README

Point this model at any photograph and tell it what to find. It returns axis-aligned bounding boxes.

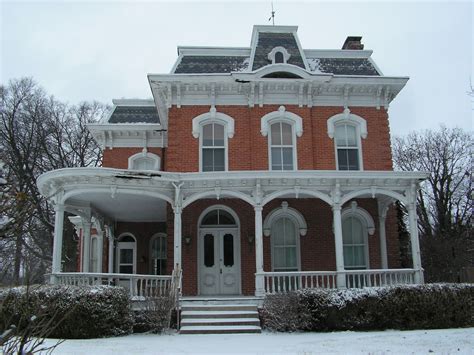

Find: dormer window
[268,46,291,65]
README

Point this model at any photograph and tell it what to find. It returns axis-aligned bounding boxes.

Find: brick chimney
[342,36,364,50]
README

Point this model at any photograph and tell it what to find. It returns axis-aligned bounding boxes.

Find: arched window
[128,151,161,171]
[342,215,369,269]
[261,106,303,171]
[327,109,367,171]
[150,233,167,275]
[202,123,225,172]
[192,108,235,172]
[274,51,284,64]
[271,217,299,271]
[267,46,291,65]
[335,124,360,170]
[200,208,237,226]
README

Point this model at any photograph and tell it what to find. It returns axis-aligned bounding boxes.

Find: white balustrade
[258,269,417,294]
[49,272,173,298]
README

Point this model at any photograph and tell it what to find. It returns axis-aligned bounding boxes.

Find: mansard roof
[107,100,160,124]
[172,25,381,76]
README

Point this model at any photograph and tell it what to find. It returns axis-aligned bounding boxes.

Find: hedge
[260,283,474,332]
[0,285,133,339]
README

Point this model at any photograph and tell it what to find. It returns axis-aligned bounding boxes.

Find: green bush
[0,285,133,339]
[261,284,474,332]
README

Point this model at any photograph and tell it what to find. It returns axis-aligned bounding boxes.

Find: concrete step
[181,317,261,327]
[181,310,259,319]
[181,304,257,312]
[180,325,261,334]
[180,296,264,306]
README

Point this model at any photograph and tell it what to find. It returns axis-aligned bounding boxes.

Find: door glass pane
[120,249,133,264]
[204,234,214,267]
[203,124,213,146]
[281,123,292,145]
[271,123,281,145]
[223,234,234,267]
[119,265,133,274]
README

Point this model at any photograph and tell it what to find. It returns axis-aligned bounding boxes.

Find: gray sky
[1,0,472,136]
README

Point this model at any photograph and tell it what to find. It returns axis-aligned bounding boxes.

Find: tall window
[90,236,99,273]
[342,215,368,269]
[272,217,298,271]
[150,233,167,275]
[335,124,360,170]
[202,123,225,172]
[270,122,295,170]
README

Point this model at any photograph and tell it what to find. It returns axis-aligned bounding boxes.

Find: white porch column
[378,204,389,269]
[82,220,91,273]
[254,205,264,296]
[173,207,182,271]
[52,204,65,277]
[332,204,346,288]
[407,202,423,283]
[106,226,114,273]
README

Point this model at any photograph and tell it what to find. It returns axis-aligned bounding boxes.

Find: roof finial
[268,2,275,26]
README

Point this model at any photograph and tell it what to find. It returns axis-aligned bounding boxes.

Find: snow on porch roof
[106,99,160,124]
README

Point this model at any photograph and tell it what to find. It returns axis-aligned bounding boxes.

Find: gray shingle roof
[252,32,305,70]
[307,58,379,76]
[174,56,249,74]
[108,106,160,124]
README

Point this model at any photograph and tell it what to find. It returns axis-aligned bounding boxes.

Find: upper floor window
[192,107,235,172]
[327,109,367,171]
[261,106,303,171]
[128,151,161,171]
[335,124,359,170]
[268,46,291,65]
[202,123,225,172]
[270,122,294,170]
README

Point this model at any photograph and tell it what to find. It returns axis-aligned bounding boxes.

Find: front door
[199,229,240,295]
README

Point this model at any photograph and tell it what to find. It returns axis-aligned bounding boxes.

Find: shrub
[0,285,133,339]
[261,283,474,332]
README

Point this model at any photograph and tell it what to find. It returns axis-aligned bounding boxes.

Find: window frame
[270,215,301,272]
[341,214,370,270]
[268,121,297,171]
[116,233,137,274]
[267,46,291,65]
[334,123,363,171]
[149,232,167,276]
[199,122,228,172]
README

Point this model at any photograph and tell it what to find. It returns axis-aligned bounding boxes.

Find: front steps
[179,301,262,334]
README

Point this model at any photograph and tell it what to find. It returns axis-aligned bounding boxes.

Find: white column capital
[254,205,263,212]
[332,203,341,212]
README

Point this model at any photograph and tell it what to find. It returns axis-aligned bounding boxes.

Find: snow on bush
[0,285,133,339]
[261,283,474,332]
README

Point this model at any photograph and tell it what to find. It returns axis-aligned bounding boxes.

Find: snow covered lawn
[42,327,474,354]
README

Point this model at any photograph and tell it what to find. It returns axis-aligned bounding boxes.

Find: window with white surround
[271,217,299,271]
[192,108,235,172]
[116,234,136,274]
[202,123,225,172]
[261,106,303,171]
[128,151,161,171]
[267,46,291,65]
[327,109,367,171]
[335,124,360,170]
[150,233,167,275]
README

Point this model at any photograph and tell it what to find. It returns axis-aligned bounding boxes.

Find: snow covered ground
[41,327,474,354]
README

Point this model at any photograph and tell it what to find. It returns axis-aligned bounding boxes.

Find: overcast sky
[1,0,472,136]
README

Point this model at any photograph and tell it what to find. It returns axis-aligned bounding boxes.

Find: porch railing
[48,272,173,299]
[259,269,417,294]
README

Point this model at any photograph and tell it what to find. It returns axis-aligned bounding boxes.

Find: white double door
[199,229,241,295]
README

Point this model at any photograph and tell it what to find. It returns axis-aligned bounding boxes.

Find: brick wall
[102,147,163,169]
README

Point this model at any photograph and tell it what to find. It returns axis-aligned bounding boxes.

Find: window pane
[342,218,352,243]
[204,234,214,267]
[271,147,282,170]
[273,219,285,245]
[347,150,359,170]
[120,235,135,243]
[286,247,297,268]
[203,124,213,146]
[218,210,236,225]
[273,248,286,268]
[281,123,292,145]
[213,148,225,171]
[120,249,133,264]
[283,218,296,245]
[271,123,282,145]
[346,125,357,147]
[202,149,214,171]
[343,246,353,267]
[201,210,218,225]
[213,124,224,146]
[223,234,234,267]
[335,125,347,146]
[354,246,366,266]
[351,218,364,243]
[275,51,284,63]
[282,148,293,170]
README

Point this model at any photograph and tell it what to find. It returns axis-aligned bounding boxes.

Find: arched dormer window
[192,107,235,172]
[327,109,367,171]
[261,106,303,171]
[268,46,291,65]
[128,151,161,171]
[341,202,375,270]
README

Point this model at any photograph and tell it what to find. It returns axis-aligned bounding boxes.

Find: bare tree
[392,126,473,282]
[0,78,106,285]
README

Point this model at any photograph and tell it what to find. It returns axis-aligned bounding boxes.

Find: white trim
[268,46,291,64]
[111,99,155,106]
[304,49,373,59]
[128,151,161,171]
[192,108,235,139]
[327,108,368,139]
[263,201,307,237]
[269,210,302,272]
[341,201,375,235]
[170,53,183,74]
[177,46,250,56]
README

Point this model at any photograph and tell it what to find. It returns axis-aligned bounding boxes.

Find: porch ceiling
[67,192,167,222]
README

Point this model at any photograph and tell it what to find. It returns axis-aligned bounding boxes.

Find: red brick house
[39,25,426,300]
